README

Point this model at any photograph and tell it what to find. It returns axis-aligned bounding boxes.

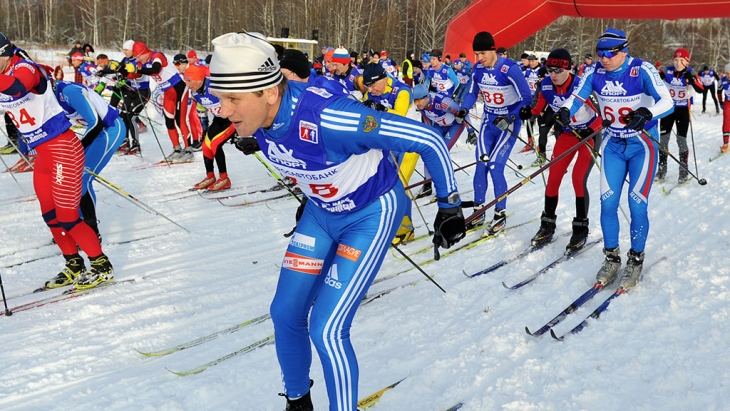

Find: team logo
[257,57,277,72]
[290,233,316,251]
[299,120,318,144]
[480,73,499,85]
[266,141,308,169]
[500,65,508,73]
[336,244,362,262]
[551,95,567,109]
[362,115,378,133]
[282,251,324,275]
[200,97,213,105]
[670,76,684,86]
[630,67,639,77]
[600,81,627,96]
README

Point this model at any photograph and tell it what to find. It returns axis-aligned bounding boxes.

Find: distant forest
[2,0,728,69]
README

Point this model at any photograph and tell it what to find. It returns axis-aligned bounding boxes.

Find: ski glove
[555,107,571,127]
[518,105,533,121]
[623,107,653,131]
[492,114,515,131]
[362,100,387,112]
[432,206,466,252]
[233,137,260,155]
[683,71,695,84]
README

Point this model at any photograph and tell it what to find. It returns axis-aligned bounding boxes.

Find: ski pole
[0,270,12,316]
[252,152,302,204]
[464,123,607,226]
[404,161,477,191]
[390,244,446,293]
[389,152,433,235]
[638,128,707,185]
[0,128,32,168]
[688,104,700,178]
[85,168,191,232]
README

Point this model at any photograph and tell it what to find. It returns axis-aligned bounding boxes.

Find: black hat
[585,53,592,59]
[279,49,310,80]
[472,32,495,51]
[350,51,358,59]
[546,48,571,69]
[173,54,188,64]
[362,63,386,86]
[273,44,285,60]
[703,65,709,71]
[496,47,507,55]
[205,54,212,65]
[430,49,442,59]
[520,53,529,59]
[0,32,13,57]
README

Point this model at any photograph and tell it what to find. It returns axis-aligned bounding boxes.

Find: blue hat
[0,32,13,57]
[362,63,386,86]
[596,27,628,52]
[412,84,429,100]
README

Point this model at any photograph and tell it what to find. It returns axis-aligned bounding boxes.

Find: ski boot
[194,173,216,190]
[0,142,17,154]
[279,380,314,411]
[414,182,432,199]
[174,146,195,163]
[73,254,114,291]
[519,136,535,153]
[530,153,547,167]
[482,209,507,238]
[595,247,621,285]
[565,217,589,255]
[618,249,645,289]
[190,139,203,151]
[722,143,729,153]
[165,146,183,162]
[392,216,415,245]
[530,212,556,248]
[45,254,86,289]
[209,173,231,191]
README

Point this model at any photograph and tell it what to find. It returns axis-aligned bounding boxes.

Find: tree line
[2,0,728,70]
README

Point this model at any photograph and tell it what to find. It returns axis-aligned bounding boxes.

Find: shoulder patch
[362,115,378,133]
[299,120,319,144]
[501,65,508,73]
[306,86,333,98]
[630,67,639,77]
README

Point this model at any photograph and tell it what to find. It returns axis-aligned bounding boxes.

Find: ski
[525,283,607,337]
[709,151,727,162]
[443,403,464,411]
[199,182,288,201]
[165,334,275,376]
[217,192,293,207]
[0,278,137,317]
[501,238,601,289]
[357,377,407,409]
[661,179,691,195]
[550,256,667,340]
[134,313,272,357]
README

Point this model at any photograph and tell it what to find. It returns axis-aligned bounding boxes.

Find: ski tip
[33,286,47,293]
[524,326,535,336]
[549,329,564,341]
[501,281,511,289]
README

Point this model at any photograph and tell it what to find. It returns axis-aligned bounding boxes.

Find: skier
[208,31,465,411]
[330,47,363,98]
[127,41,192,162]
[412,83,466,199]
[558,27,673,289]
[0,32,114,290]
[699,65,720,114]
[577,53,595,77]
[53,80,127,243]
[425,49,459,98]
[520,54,541,152]
[184,64,235,191]
[113,40,150,155]
[719,63,730,153]
[656,48,704,183]
[458,31,533,236]
[528,48,602,253]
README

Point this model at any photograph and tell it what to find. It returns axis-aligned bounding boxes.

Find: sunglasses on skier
[595,46,625,59]
[545,67,565,74]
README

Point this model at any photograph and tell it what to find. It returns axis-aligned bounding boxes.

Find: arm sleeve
[508,64,533,110]
[460,71,478,111]
[640,63,674,120]
[323,98,459,204]
[387,88,412,117]
[563,69,595,116]
[63,86,104,146]
[137,61,162,76]
[0,64,41,96]
[446,68,459,89]
[531,90,548,115]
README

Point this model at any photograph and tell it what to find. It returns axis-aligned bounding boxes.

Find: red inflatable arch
[444,0,730,57]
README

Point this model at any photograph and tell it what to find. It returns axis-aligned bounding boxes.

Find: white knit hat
[209,32,283,93]
[725,63,730,73]
[122,40,134,51]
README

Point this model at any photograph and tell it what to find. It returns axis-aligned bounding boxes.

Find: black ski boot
[45,254,86,289]
[415,182,432,199]
[280,380,314,411]
[619,249,645,289]
[530,212,556,248]
[566,217,589,254]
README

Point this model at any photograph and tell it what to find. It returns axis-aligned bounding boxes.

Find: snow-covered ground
[1,65,729,410]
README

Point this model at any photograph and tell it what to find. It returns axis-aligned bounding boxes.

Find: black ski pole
[390,244,446,293]
[0,271,12,316]
[639,128,707,185]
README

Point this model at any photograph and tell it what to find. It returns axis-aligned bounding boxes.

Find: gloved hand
[623,107,653,131]
[362,99,387,112]
[455,108,468,119]
[124,63,137,74]
[492,114,514,131]
[683,71,695,84]
[466,130,477,145]
[519,105,532,121]
[432,206,466,250]
[428,84,438,93]
[114,79,127,89]
[93,83,105,95]
[233,137,260,155]
[555,107,571,127]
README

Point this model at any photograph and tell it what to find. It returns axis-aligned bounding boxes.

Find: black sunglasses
[546,67,565,74]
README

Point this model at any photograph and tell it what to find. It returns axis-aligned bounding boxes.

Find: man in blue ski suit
[558,27,673,289]
[208,32,466,411]
[458,31,532,237]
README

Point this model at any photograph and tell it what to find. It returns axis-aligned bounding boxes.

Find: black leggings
[702,83,719,112]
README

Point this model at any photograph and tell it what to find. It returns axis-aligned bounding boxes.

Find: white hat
[725,63,730,73]
[209,32,282,93]
[122,40,134,51]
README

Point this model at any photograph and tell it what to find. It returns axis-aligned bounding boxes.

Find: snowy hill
[1,92,729,410]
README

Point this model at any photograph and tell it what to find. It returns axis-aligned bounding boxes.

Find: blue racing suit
[563,56,673,252]
[461,56,533,209]
[258,81,458,411]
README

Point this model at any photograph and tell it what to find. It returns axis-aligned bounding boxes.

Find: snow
[1,65,730,410]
